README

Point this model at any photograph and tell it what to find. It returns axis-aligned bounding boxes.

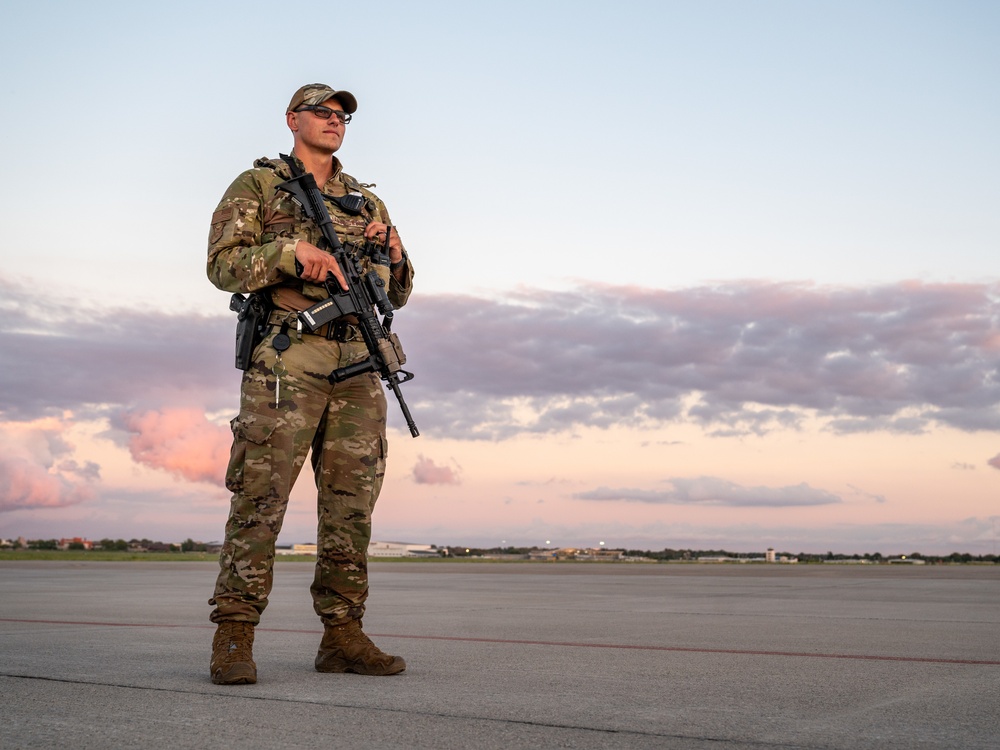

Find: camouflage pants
[209,326,388,627]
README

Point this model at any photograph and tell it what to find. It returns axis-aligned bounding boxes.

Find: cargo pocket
[224,413,277,498]
[370,434,388,509]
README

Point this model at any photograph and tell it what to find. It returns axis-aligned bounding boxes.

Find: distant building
[57,537,94,550]
[696,550,798,564]
[275,541,437,557]
[273,543,317,555]
[368,541,437,558]
[574,547,626,561]
[762,548,798,563]
[528,548,559,561]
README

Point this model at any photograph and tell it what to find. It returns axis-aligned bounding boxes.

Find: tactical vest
[253,155,392,307]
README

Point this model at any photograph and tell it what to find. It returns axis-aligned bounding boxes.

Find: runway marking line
[2,617,997,666]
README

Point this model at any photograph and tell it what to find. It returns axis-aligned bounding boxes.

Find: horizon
[4,534,996,560]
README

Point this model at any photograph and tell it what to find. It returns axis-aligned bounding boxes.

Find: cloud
[0,417,98,512]
[574,476,842,507]
[400,280,1000,438]
[57,459,102,481]
[411,454,461,485]
[0,276,238,422]
[3,275,999,441]
[116,408,232,483]
[989,454,1000,471]
[846,483,887,503]
[515,477,575,487]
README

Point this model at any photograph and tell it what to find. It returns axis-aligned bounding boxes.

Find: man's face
[287,97,348,153]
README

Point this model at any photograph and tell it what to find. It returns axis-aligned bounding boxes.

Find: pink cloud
[412,455,461,485]
[0,457,96,512]
[119,408,231,483]
[0,418,97,512]
[988,454,1000,471]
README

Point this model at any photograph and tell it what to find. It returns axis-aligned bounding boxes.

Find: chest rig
[279,155,391,284]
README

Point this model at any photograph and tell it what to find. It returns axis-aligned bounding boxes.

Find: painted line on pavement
[2,617,997,666]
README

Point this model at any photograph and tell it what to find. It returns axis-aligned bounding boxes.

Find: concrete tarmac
[1,560,998,749]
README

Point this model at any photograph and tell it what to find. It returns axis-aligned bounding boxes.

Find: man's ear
[286,111,298,132]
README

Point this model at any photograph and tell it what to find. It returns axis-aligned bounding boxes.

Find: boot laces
[220,623,253,662]
[336,621,383,654]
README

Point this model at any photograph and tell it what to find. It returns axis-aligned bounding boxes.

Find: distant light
[599,541,605,546]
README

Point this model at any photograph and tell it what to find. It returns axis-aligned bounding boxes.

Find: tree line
[5,540,998,563]
[10,538,212,553]
[443,546,999,564]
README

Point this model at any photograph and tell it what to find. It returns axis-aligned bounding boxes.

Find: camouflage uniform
[207,153,413,629]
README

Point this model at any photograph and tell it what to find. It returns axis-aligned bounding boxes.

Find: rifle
[274,156,419,438]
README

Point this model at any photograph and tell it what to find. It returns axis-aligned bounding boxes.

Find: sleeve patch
[212,206,235,224]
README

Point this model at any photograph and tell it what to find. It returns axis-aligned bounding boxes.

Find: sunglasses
[294,105,352,124]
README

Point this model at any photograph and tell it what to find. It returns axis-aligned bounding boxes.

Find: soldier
[206,83,414,684]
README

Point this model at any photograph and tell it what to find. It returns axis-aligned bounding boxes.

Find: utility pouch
[385,331,407,368]
[230,292,272,370]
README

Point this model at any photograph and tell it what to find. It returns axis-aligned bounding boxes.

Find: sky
[1,0,998,555]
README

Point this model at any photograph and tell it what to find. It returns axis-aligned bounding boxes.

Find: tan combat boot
[315,619,406,676]
[210,621,257,685]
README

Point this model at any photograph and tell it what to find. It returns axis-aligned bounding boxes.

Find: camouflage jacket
[207,154,413,309]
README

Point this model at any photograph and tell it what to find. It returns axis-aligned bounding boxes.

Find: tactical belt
[267,310,363,342]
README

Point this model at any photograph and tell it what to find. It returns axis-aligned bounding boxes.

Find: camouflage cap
[287,84,358,115]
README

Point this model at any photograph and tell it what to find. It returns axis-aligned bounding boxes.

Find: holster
[230,292,272,370]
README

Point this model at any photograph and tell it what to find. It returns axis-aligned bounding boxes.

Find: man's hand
[364,223,405,265]
[295,241,347,289]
